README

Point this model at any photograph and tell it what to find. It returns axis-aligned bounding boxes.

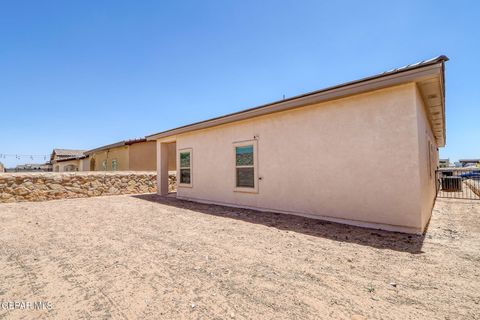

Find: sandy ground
[0,195,479,320]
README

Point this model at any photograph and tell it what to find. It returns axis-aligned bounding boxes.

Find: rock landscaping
[0,172,157,203]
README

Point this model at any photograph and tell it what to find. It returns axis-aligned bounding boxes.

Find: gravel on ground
[0,195,479,319]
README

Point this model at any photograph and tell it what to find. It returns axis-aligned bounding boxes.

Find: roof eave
[85,141,126,155]
[85,138,148,155]
[147,58,447,142]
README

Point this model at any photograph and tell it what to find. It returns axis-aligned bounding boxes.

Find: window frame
[233,139,258,193]
[111,159,118,171]
[430,141,436,178]
[102,160,107,171]
[178,148,193,188]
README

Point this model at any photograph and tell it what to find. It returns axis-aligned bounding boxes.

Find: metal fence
[436,168,480,200]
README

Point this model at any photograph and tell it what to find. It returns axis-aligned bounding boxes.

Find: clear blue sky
[1,1,479,168]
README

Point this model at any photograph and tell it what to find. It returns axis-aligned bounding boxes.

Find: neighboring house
[458,159,480,168]
[85,138,158,171]
[147,56,448,234]
[0,162,5,172]
[13,163,52,172]
[51,149,86,162]
[439,159,450,168]
[50,149,86,172]
[54,155,89,172]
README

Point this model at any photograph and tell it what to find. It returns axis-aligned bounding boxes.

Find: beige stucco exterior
[156,83,440,233]
[54,158,81,172]
[79,157,90,171]
[415,86,439,229]
[88,141,156,171]
[90,146,130,171]
[129,141,162,171]
[151,57,448,234]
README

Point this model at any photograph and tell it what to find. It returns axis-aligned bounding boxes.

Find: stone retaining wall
[0,172,158,203]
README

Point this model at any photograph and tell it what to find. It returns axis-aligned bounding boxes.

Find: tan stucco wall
[415,86,439,230]
[56,159,81,172]
[168,83,428,233]
[89,146,130,171]
[128,141,157,171]
[79,157,90,171]
[167,143,176,171]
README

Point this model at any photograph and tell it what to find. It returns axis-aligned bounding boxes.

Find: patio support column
[157,141,169,196]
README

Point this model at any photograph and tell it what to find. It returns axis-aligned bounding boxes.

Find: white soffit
[417,74,446,147]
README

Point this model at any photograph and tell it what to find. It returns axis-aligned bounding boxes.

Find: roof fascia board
[55,157,83,163]
[85,142,126,155]
[441,62,447,146]
[147,63,443,141]
[85,139,148,155]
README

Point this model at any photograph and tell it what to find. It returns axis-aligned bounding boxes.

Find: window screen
[235,145,254,188]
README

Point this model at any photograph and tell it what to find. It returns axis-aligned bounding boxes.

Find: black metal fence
[436,168,480,200]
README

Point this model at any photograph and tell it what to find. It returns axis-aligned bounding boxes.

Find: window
[102,160,107,171]
[430,142,436,178]
[234,140,258,193]
[111,159,118,171]
[427,138,437,179]
[178,148,192,187]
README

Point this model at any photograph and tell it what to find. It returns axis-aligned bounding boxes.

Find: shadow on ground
[133,194,425,254]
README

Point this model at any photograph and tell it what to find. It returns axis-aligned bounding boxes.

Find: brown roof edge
[85,138,147,155]
[55,155,88,162]
[125,138,147,145]
[50,148,86,161]
[146,55,448,141]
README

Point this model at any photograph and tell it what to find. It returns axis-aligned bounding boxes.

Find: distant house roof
[55,155,88,162]
[15,163,49,169]
[51,149,86,161]
[146,55,448,147]
[459,159,480,163]
[85,138,148,155]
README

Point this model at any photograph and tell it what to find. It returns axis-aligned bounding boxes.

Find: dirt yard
[0,195,479,319]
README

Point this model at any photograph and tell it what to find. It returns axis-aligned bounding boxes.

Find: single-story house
[458,159,480,167]
[54,155,89,172]
[85,138,159,171]
[147,56,448,234]
[439,159,450,168]
[13,163,53,172]
[50,149,87,172]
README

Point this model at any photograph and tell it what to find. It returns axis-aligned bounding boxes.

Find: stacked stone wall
[0,172,157,203]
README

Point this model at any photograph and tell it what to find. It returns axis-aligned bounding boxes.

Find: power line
[0,154,49,160]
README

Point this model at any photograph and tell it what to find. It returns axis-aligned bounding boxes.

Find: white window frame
[178,148,193,188]
[111,159,118,171]
[430,142,436,178]
[427,140,431,178]
[233,139,258,193]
